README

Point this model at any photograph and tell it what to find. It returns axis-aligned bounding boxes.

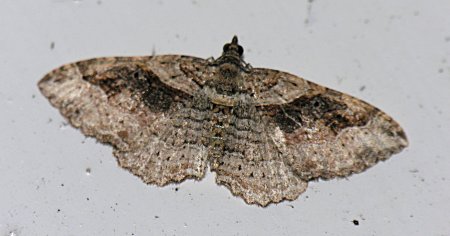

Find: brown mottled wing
[209,102,307,206]
[254,68,408,181]
[38,56,210,185]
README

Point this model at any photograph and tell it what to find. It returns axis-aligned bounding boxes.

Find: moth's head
[222,36,244,58]
[214,36,246,67]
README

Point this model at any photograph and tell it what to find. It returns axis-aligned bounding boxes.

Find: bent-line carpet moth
[39,36,408,206]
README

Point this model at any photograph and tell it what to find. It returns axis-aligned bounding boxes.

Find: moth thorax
[210,63,244,95]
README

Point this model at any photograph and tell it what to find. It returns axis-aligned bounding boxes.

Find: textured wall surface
[0,1,449,235]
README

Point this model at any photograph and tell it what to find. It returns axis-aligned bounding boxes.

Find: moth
[39,36,408,206]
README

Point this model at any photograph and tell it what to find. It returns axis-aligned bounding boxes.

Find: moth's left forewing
[38,56,210,186]
[145,55,217,95]
[38,58,155,151]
